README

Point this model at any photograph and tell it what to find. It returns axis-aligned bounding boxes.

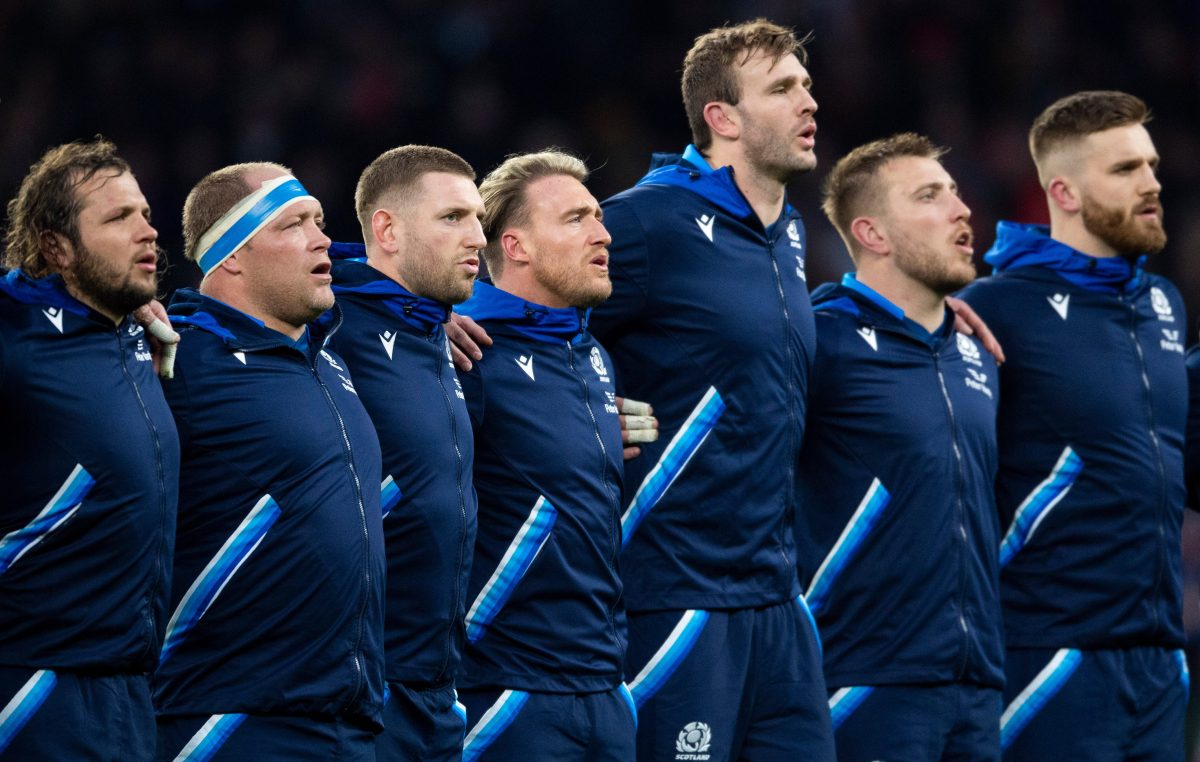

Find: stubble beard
[533,257,612,309]
[741,119,816,185]
[402,233,476,306]
[892,232,977,297]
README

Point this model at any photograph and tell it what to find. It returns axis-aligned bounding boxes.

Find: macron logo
[695,214,715,242]
[857,326,878,351]
[1048,293,1070,320]
[42,307,64,333]
[516,354,535,380]
[379,331,396,360]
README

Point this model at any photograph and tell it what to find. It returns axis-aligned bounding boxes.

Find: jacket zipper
[567,340,624,651]
[431,331,469,682]
[312,355,371,706]
[766,232,797,569]
[1122,294,1168,636]
[933,351,971,680]
[117,325,169,661]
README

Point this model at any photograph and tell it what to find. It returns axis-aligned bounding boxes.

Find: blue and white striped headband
[195,175,317,277]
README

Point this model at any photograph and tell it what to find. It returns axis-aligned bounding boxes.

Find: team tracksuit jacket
[590,144,815,611]
[153,290,386,728]
[796,275,1004,690]
[455,282,627,693]
[327,243,477,689]
[0,269,179,673]
[1186,346,1200,510]
[959,222,1188,650]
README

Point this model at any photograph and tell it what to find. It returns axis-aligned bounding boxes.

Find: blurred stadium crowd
[2,0,1200,754]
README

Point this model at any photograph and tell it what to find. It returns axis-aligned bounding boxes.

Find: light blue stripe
[463,690,529,762]
[175,714,247,762]
[828,686,873,730]
[1000,649,1083,750]
[806,479,891,616]
[197,179,312,275]
[795,594,823,659]
[465,497,557,643]
[618,684,638,730]
[453,700,467,726]
[999,447,1082,567]
[382,683,392,706]
[160,495,282,665]
[0,670,57,753]
[380,476,402,519]
[0,465,95,575]
[628,610,710,709]
[1178,649,1190,694]
[621,387,725,548]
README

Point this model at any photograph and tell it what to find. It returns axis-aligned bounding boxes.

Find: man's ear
[703,101,741,142]
[39,231,73,271]
[1047,176,1082,214]
[849,216,890,257]
[370,208,401,253]
[500,229,530,266]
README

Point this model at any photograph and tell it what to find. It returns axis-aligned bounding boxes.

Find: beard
[400,231,476,305]
[892,232,977,297]
[739,114,816,184]
[1081,193,1167,256]
[67,240,160,317]
[532,255,612,309]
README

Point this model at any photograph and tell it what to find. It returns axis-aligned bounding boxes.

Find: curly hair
[4,137,130,277]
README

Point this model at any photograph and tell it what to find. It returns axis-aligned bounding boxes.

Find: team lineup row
[0,17,1193,762]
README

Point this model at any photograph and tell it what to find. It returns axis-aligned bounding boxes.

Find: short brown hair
[3,137,131,277]
[478,149,589,277]
[682,19,810,150]
[1029,91,1150,168]
[355,145,475,242]
[821,133,946,246]
[181,162,292,262]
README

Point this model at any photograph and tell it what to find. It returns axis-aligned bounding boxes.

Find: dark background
[3,0,1198,316]
[3,0,1200,751]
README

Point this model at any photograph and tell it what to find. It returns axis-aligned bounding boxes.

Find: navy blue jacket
[796,276,1003,690]
[591,145,814,611]
[455,282,626,693]
[153,289,386,727]
[1187,346,1200,510]
[959,222,1187,649]
[0,270,179,673]
[327,244,477,688]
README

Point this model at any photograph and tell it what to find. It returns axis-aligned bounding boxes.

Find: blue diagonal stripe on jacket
[999,447,1083,567]
[621,387,724,547]
[465,496,556,643]
[160,495,282,664]
[0,465,94,575]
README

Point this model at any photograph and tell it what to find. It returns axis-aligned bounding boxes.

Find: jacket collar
[813,273,953,347]
[329,244,451,333]
[167,288,336,357]
[455,281,588,345]
[637,144,800,226]
[984,221,1145,295]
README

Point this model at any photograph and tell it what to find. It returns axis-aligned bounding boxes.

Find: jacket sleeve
[590,196,650,343]
[1187,346,1200,511]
